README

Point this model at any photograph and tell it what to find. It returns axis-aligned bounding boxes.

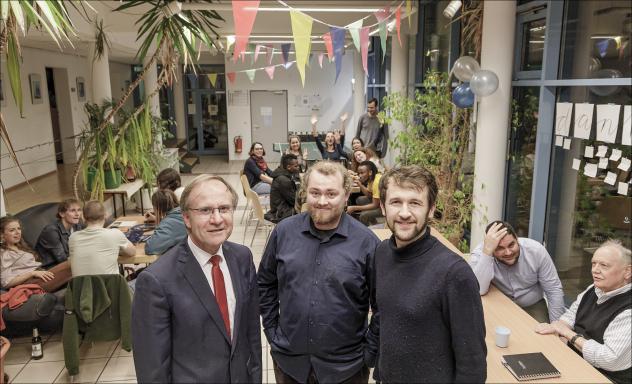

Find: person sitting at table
[350,147,384,173]
[535,240,631,384]
[68,201,136,276]
[346,161,384,226]
[265,154,300,223]
[311,116,347,162]
[145,189,187,255]
[35,199,84,269]
[244,142,273,195]
[285,135,308,172]
[157,168,184,201]
[469,221,565,323]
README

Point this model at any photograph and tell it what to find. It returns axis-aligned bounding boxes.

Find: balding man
[535,240,631,384]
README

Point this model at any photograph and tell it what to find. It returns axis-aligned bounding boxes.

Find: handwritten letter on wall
[555,103,573,136]
[596,104,621,144]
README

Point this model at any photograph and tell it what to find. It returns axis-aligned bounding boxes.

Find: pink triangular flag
[360,27,370,75]
[267,46,275,65]
[322,33,333,60]
[226,72,236,85]
[318,53,324,68]
[396,5,402,47]
[265,65,275,79]
[254,44,263,62]
[232,1,260,61]
[241,51,246,63]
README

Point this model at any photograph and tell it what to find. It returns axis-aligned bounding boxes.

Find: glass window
[559,0,632,79]
[505,87,540,237]
[421,0,454,74]
[519,18,546,71]
[545,86,631,299]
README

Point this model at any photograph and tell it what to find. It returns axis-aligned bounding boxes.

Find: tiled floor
[3,156,282,383]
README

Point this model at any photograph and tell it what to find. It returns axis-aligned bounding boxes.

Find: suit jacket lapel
[223,242,242,355]
[177,244,231,345]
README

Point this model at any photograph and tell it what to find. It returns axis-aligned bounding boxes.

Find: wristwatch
[570,333,583,345]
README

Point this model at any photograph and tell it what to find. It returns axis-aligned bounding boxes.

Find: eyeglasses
[187,206,233,216]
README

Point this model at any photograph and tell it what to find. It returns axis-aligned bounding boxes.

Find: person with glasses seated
[244,142,273,195]
[145,190,187,255]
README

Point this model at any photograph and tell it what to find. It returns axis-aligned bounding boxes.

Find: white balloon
[453,56,480,82]
[470,70,499,97]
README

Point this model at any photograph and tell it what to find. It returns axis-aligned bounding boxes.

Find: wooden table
[113,215,159,267]
[371,227,609,383]
[103,179,146,217]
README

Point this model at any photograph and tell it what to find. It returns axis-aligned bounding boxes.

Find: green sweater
[62,275,132,375]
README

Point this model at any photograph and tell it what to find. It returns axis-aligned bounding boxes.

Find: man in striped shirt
[535,240,631,384]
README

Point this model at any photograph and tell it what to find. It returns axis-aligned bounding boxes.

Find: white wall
[109,61,134,111]
[224,51,358,161]
[1,47,91,188]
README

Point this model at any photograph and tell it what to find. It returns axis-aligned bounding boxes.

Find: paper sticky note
[573,103,594,140]
[572,158,581,170]
[563,138,571,150]
[617,182,629,196]
[555,135,564,147]
[610,149,622,161]
[584,146,594,158]
[622,105,631,146]
[604,172,617,185]
[618,157,631,171]
[584,163,598,177]
[555,103,573,136]
[598,157,609,169]
[596,145,608,157]
[596,104,621,144]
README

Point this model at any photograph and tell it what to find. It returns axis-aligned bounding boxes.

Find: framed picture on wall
[29,74,43,104]
[76,77,86,101]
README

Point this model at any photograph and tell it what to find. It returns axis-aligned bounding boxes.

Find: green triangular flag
[245,69,256,83]
[378,21,387,62]
[348,20,363,52]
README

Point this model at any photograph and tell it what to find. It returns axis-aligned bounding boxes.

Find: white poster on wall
[573,103,594,140]
[555,103,573,136]
[596,104,621,143]
[623,105,631,146]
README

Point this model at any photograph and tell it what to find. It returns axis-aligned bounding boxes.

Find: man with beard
[375,165,486,383]
[469,220,565,323]
[258,161,380,383]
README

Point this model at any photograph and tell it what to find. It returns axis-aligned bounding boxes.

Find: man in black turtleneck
[375,165,487,383]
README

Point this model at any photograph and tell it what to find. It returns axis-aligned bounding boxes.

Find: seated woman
[350,147,384,173]
[346,161,384,226]
[34,199,83,268]
[157,168,184,201]
[286,135,308,172]
[311,116,346,162]
[145,190,187,255]
[244,142,273,195]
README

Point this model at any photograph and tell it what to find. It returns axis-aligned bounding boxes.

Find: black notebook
[501,352,561,381]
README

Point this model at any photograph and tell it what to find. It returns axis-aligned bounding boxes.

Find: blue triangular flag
[331,27,346,83]
[281,43,291,64]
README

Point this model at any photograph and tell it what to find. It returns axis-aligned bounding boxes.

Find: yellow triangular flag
[290,10,313,87]
[407,0,412,27]
[207,73,218,87]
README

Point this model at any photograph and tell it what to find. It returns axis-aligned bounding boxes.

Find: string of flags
[225,0,412,86]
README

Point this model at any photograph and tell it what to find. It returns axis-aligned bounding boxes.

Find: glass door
[186,90,228,155]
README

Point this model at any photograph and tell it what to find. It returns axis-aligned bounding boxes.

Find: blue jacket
[145,207,187,255]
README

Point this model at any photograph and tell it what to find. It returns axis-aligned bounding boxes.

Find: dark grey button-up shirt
[258,212,380,383]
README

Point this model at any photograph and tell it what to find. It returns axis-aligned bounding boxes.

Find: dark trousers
[273,360,370,384]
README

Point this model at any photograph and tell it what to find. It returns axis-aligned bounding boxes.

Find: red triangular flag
[226,72,236,84]
[232,1,260,61]
[396,6,402,47]
[254,44,263,62]
[322,33,333,60]
[265,65,276,79]
[360,27,370,75]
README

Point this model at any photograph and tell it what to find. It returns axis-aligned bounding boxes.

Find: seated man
[265,153,300,223]
[68,201,136,276]
[346,161,383,226]
[535,240,631,384]
[469,221,565,322]
[35,199,83,268]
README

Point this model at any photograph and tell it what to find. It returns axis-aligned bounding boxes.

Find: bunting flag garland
[284,61,294,69]
[226,36,235,52]
[396,6,402,47]
[322,32,333,60]
[265,65,276,79]
[331,27,346,83]
[360,27,370,75]
[254,44,263,62]
[406,0,412,27]
[348,20,363,52]
[226,72,236,85]
[281,43,291,64]
[232,0,260,61]
[318,53,324,68]
[245,69,256,83]
[207,73,218,87]
[290,10,313,86]
[375,6,390,61]
[267,46,275,65]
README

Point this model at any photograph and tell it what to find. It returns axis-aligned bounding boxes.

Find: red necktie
[210,255,231,339]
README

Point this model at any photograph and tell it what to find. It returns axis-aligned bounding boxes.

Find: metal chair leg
[250,220,260,247]
[240,199,250,224]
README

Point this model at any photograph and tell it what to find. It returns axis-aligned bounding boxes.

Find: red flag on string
[232,0,260,61]
[265,65,276,80]
[396,5,402,47]
[322,32,333,60]
[226,72,236,84]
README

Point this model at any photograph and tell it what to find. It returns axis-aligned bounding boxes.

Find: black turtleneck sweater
[375,229,487,383]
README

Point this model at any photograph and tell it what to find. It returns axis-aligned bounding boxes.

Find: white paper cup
[495,326,511,348]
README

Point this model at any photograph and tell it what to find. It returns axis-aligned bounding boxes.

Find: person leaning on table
[535,240,631,384]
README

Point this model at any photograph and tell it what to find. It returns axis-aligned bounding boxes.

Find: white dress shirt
[188,237,236,337]
[560,283,631,372]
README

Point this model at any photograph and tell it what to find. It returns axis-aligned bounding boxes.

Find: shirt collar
[299,211,349,239]
[594,283,631,303]
[187,236,225,267]
[56,219,72,236]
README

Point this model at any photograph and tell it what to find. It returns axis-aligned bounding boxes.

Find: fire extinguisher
[233,136,243,153]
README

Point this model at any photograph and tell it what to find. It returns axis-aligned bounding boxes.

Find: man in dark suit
[132,175,262,383]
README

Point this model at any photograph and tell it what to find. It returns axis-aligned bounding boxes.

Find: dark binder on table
[501,352,561,381]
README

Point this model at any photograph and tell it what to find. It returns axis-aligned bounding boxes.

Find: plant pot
[86,168,97,192]
[104,169,122,189]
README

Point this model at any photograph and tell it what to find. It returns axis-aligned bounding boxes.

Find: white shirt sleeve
[468,243,495,295]
[582,309,632,371]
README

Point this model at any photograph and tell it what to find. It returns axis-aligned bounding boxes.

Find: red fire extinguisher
[234,136,243,153]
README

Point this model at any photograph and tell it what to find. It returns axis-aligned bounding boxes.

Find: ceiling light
[443,0,462,19]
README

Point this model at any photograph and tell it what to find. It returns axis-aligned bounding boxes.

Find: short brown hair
[83,200,105,223]
[57,198,81,219]
[379,165,438,208]
[485,220,518,240]
[299,161,352,198]
[180,174,238,211]
[156,168,181,192]
[151,189,179,220]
